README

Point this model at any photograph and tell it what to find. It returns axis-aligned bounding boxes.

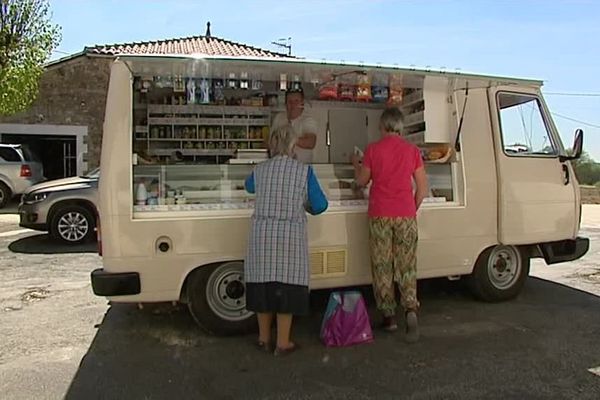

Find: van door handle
[562,164,570,185]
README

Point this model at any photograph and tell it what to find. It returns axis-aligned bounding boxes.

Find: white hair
[379,107,405,135]
[269,124,297,157]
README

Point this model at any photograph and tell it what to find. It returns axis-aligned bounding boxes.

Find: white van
[92,55,588,335]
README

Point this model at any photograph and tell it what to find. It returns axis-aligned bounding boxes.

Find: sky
[48,0,600,159]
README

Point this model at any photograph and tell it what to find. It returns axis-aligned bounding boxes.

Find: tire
[467,245,530,302]
[0,182,11,209]
[187,261,256,336]
[50,204,96,245]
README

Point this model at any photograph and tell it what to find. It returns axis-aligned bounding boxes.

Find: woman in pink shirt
[352,107,428,342]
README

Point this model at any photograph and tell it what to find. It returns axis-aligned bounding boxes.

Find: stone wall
[0,55,113,169]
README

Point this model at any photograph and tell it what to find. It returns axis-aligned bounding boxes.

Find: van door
[488,87,579,245]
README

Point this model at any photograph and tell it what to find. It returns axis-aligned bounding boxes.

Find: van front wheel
[187,261,256,335]
[468,245,529,302]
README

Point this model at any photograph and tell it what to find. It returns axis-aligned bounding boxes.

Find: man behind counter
[270,88,317,164]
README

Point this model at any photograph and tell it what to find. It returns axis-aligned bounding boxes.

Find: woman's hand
[350,153,362,167]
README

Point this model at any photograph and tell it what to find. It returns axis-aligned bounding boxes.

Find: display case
[131,163,367,218]
[132,162,458,219]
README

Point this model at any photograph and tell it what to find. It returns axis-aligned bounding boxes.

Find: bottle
[227,73,237,89]
[136,182,148,205]
[199,79,210,104]
[186,78,196,104]
[240,72,249,90]
[279,73,287,91]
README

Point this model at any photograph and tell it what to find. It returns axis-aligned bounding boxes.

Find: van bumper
[91,269,140,296]
[539,237,589,265]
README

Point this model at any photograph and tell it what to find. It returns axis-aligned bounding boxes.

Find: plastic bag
[320,291,374,347]
[356,74,372,102]
[387,74,403,105]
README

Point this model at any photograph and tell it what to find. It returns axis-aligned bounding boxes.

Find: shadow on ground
[9,233,96,254]
[64,278,600,400]
[0,199,19,214]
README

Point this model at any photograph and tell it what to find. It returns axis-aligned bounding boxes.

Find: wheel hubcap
[206,262,251,321]
[57,212,89,242]
[487,246,521,290]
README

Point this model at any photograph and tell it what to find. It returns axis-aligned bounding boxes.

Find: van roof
[118,53,544,87]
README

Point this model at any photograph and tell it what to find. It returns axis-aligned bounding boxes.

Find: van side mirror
[559,129,584,162]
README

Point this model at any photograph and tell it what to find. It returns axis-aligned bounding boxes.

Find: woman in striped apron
[244,124,328,356]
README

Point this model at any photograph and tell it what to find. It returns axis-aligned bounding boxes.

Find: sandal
[274,342,299,356]
[256,340,273,353]
[381,316,398,332]
[405,311,419,343]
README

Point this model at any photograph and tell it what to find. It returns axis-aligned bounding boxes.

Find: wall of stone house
[0,55,113,169]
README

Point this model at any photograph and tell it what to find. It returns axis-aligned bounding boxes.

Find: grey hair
[379,107,405,135]
[269,124,297,157]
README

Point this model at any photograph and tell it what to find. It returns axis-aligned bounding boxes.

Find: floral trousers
[369,217,419,316]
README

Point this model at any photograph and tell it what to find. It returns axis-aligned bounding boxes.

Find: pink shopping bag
[320,291,374,347]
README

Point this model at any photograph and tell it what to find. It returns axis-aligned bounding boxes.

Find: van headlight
[24,192,49,204]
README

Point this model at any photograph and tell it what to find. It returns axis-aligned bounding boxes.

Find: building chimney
[205,21,211,38]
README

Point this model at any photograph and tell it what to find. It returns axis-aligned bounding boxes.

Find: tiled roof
[85,34,291,58]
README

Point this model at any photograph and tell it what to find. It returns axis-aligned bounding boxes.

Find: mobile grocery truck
[91,55,588,335]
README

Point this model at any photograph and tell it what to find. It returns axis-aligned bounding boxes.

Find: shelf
[139,138,182,141]
[404,110,424,127]
[308,100,385,110]
[148,117,219,126]
[149,149,236,157]
[137,137,263,142]
[148,104,271,116]
[400,91,424,108]
[403,131,425,145]
[147,117,269,127]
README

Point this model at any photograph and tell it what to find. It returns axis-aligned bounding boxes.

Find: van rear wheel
[468,245,529,302]
[187,261,256,335]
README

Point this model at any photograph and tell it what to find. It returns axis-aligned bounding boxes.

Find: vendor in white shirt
[270,89,317,163]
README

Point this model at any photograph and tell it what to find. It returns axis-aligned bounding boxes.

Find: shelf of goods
[400,88,450,146]
[136,104,270,156]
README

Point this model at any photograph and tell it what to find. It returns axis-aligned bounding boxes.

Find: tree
[0,0,60,116]
[571,150,600,186]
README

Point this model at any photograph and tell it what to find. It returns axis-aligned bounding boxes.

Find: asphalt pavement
[0,204,599,400]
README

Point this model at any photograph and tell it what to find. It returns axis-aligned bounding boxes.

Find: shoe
[274,342,299,356]
[256,340,273,353]
[405,311,419,343]
[381,316,398,332]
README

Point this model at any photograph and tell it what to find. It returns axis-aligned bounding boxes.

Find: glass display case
[132,161,457,218]
[132,163,368,217]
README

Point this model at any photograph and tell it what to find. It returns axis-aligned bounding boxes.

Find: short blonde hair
[379,107,405,135]
[269,124,297,157]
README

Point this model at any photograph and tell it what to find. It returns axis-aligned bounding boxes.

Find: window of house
[497,93,557,156]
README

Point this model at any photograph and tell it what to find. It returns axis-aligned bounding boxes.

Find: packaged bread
[356,74,372,102]
[387,74,403,105]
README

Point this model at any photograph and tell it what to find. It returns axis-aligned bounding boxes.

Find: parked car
[0,144,45,208]
[19,168,99,244]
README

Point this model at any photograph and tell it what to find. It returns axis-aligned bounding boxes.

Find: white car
[0,144,45,208]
